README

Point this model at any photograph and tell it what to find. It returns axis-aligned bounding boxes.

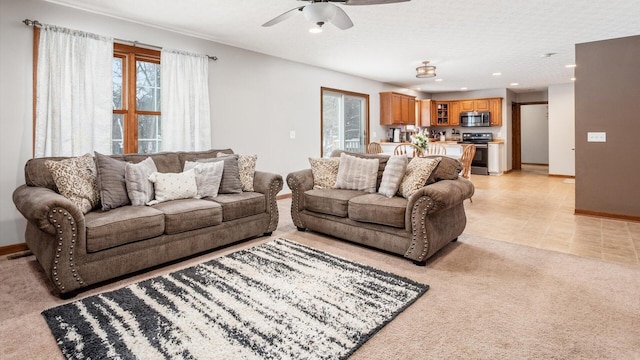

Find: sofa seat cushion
[304,189,367,218]
[152,199,222,235]
[85,206,165,253]
[348,193,407,228]
[209,192,265,221]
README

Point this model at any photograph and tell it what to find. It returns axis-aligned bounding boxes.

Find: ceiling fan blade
[330,6,354,29]
[340,0,410,5]
[262,6,305,27]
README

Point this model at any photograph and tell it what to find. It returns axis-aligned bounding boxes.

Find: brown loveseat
[287,150,474,265]
[12,149,282,297]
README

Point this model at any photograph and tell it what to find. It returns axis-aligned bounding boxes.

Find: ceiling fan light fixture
[303,2,337,24]
[416,61,436,78]
[309,24,323,33]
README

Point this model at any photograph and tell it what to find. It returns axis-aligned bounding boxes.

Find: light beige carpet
[1,230,639,359]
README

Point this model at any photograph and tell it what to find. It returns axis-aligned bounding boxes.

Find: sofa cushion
[94,152,130,211]
[85,206,165,253]
[209,192,266,221]
[334,153,379,193]
[125,157,157,206]
[177,148,233,165]
[425,155,463,184]
[123,152,182,173]
[304,189,367,218]
[45,154,100,214]
[378,155,408,198]
[151,199,222,235]
[309,157,340,189]
[348,194,407,228]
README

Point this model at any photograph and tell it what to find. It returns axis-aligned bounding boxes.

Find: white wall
[0,0,408,247]
[520,105,549,164]
[548,83,575,176]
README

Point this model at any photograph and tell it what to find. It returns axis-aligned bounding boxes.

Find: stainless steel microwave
[460,111,490,127]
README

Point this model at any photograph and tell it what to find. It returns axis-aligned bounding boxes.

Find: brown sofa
[287,150,474,265]
[12,149,283,297]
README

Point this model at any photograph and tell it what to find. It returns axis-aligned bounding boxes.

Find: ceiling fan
[262,0,410,32]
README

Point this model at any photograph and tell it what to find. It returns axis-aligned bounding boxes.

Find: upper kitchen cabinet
[489,98,502,126]
[431,101,450,126]
[380,92,416,125]
[416,99,432,127]
[460,99,490,112]
[449,101,461,126]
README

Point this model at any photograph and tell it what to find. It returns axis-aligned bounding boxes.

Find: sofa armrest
[252,171,283,233]
[13,185,85,236]
[286,169,314,229]
[405,178,474,230]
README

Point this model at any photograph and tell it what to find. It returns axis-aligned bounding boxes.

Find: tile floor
[463,164,640,266]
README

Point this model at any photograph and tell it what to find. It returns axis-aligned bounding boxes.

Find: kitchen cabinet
[380,92,416,125]
[488,143,503,174]
[449,101,460,126]
[431,101,450,126]
[489,98,502,126]
[416,99,432,127]
[460,99,490,112]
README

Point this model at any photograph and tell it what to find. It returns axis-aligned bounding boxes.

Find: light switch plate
[587,132,606,142]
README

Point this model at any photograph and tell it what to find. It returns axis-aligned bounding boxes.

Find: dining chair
[459,144,476,202]
[394,143,424,158]
[424,142,447,155]
[366,142,383,154]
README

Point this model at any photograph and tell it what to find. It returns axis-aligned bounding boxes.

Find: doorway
[511,101,548,171]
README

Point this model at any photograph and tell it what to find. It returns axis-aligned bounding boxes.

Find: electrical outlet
[587,132,606,142]
[289,130,296,139]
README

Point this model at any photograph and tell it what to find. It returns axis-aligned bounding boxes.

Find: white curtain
[35,25,113,157]
[160,49,211,151]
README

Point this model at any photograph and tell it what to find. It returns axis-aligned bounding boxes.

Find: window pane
[138,115,161,154]
[321,90,368,157]
[112,114,124,154]
[136,61,161,111]
[322,92,341,158]
[112,58,123,110]
[344,96,365,153]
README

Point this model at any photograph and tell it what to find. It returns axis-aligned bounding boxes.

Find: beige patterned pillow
[398,157,441,199]
[45,153,100,214]
[309,157,340,189]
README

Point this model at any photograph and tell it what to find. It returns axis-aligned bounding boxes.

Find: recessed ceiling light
[510,82,519,86]
[460,87,468,91]
[309,26,322,34]
[435,78,443,82]
[492,72,502,76]
[565,64,577,68]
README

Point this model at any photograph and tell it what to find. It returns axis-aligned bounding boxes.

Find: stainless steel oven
[459,132,492,175]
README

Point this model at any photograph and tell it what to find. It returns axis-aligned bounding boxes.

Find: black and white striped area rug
[42,238,429,359]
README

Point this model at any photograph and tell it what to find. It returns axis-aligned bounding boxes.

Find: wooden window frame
[113,43,161,154]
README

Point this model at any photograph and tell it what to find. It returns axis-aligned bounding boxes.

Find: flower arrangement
[412,132,430,150]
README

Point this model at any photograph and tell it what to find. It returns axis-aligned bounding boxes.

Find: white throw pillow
[378,155,408,198]
[147,169,198,205]
[184,160,224,198]
[125,157,157,206]
[334,153,379,193]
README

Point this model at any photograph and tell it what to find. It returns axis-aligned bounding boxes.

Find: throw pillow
[398,157,442,199]
[125,157,158,206]
[309,157,340,189]
[184,160,224,198]
[378,155,408,198]
[45,153,100,214]
[94,152,130,211]
[424,155,463,184]
[217,153,257,192]
[334,153,379,193]
[197,155,242,194]
[147,169,198,205]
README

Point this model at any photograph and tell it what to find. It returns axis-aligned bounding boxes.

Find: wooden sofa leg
[413,259,427,266]
[296,227,307,232]
[452,237,458,242]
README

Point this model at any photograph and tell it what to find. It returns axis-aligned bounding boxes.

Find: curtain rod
[22,18,218,61]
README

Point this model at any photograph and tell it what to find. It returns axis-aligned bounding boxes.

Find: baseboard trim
[503,169,513,174]
[0,243,29,256]
[549,174,575,179]
[574,209,640,222]
[276,193,292,200]
[522,162,549,166]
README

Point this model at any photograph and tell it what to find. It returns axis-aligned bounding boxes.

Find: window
[321,87,369,157]
[112,44,161,154]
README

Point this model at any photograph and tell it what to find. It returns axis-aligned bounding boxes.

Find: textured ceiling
[46,0,640,93]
